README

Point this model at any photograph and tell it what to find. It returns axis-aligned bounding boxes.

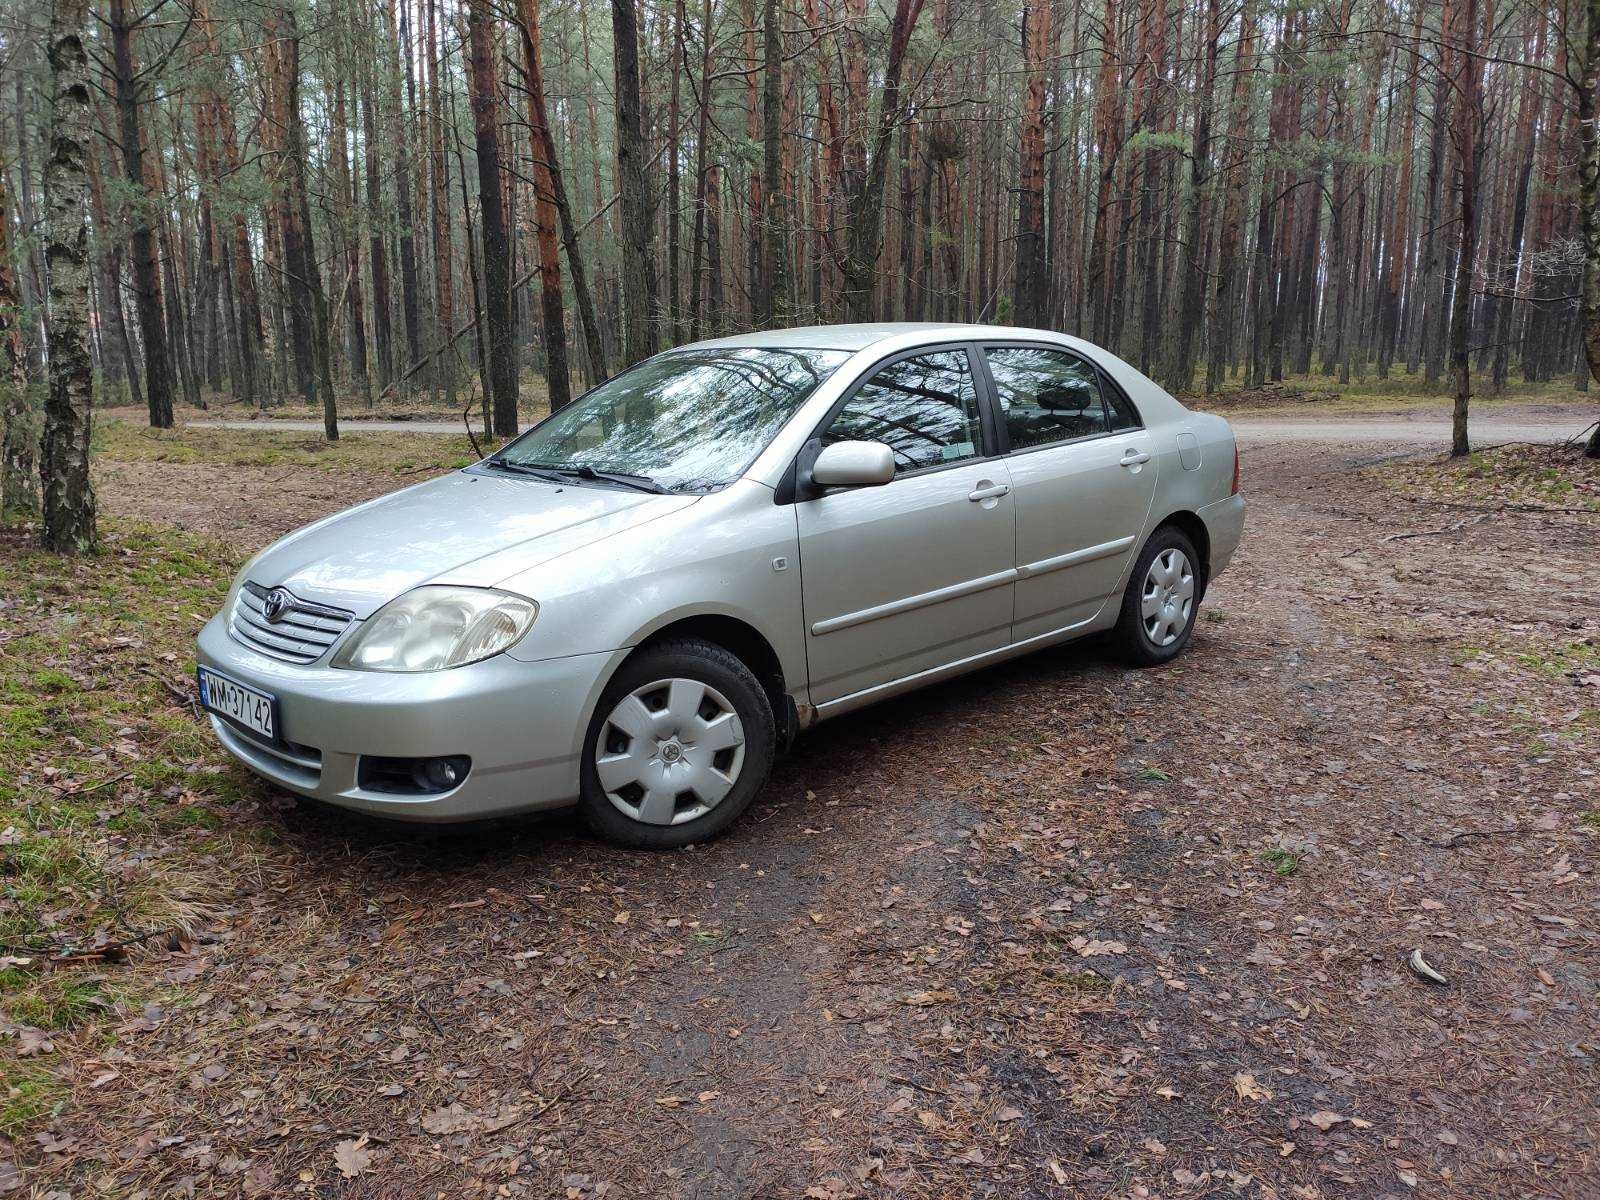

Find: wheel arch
[1151,509,1211,598]
[628,613,796,747]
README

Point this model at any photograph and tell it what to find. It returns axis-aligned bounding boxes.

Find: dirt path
[17,441,1598,1198]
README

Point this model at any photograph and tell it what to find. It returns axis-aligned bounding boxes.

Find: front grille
[230,582,354,664]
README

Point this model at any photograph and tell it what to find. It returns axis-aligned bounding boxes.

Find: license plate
[197,667,279,742]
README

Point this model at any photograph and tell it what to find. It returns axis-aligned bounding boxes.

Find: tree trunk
[41,0,97,553]
[85,141,142,413]
[266,5,338,438]
[668,0,685,342]
[1580,0,1600,455]
[360,51,395,388]
[0,146,36,518]
[193,0,264,408]
[613,0,657,364]
[389,0,425,383]
[688,0,717,337]
[1447,0,1483,457]
[331,71,371,407]
[760,0,791,324]
[841,0,927,321]
[467,0,518,434]
[107,0,173,428]
[514,0,583,404]
[1171,0,1219,389]
[1204,0,1251,392]
[1013,0,1051,327]
[1088,0,1124,345]
[425,0,456,402]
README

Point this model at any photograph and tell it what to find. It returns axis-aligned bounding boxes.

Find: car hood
[247,470,698,617]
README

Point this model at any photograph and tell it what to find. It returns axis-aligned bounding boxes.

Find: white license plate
[198,667,278,742]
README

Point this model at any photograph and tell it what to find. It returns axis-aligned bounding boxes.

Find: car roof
[684,323,1021,353]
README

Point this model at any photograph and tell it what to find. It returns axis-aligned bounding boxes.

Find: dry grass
[1372,443,1600,514]
[92,418,492,475]
[1187,371,1590,415]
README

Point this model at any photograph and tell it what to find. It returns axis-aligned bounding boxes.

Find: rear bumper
[1199,492,1246,581]
[197,615,624,822]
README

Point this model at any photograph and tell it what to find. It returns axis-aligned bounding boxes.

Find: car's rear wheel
[1113,526,1200,667]
[578,639,776,848]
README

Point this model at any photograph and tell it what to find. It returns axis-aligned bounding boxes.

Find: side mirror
[809,440,896,490]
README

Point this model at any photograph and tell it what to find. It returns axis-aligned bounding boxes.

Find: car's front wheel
[1113,526,1201,667]
[577,639,776,848]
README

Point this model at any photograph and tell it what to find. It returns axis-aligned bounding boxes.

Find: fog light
[417,756,468,791]
[358,754,472,796]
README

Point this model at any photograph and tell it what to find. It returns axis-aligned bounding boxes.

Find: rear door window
[983,346,1111,451]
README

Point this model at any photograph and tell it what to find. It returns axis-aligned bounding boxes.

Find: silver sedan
[197,323,1244,847]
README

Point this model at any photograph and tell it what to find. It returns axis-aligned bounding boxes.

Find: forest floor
[2,410,1597,1198]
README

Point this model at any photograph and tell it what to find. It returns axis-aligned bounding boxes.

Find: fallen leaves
[10,1025,55,1057]
[1232,1072,1273,1102]
[1070,936,1127,957]
[420,1104,478,1136]
[332,1135,373,1178]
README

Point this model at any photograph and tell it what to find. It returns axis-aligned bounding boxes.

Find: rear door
[977,343,1158,643]
[796,346,1016,705]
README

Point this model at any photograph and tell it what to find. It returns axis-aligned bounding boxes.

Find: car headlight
[330,586,538,672]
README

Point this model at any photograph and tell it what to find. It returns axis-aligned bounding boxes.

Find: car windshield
[494,346,850,492]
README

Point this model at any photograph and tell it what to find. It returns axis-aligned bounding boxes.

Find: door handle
[1120,448,1152,467]
[968,482,1011,502]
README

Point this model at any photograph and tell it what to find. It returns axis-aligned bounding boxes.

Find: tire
[1112,526,1202,667]
[578,638,776,849]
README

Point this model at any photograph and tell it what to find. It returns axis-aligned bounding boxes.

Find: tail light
[1230,444,1241,495]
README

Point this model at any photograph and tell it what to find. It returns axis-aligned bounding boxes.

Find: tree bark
[1204,0,1251,392]
[107,0,173,428]
[41,0,97,553]
[1013,0,1051,327]
[1581,0,1600,455]
[360,45,395,388]
[1171,0,1220,388]
[331,70,371,407]
[513,0,582,405]
[388,0,425,384]
[0,143,36,518]
[613,0,658,364]
[1447,0,1483,457]
[467,0,518,433]
[425,0,456,401]
[760,0,791,324]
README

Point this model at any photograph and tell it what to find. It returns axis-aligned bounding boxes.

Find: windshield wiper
[484,459,566,484]
[561,465,669,494]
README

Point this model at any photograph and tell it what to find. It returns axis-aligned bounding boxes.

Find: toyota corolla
[197,323,1244,847]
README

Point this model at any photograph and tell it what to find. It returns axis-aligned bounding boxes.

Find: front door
[797,348,1016,705]
[979,344,1159,643]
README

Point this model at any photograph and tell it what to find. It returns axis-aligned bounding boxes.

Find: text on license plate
[198,668,277,741]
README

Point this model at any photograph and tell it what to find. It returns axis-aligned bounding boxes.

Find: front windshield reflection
[497,346,850,491]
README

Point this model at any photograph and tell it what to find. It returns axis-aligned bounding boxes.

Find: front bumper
[197,615,625,822]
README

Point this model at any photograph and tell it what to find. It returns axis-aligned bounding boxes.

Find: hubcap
[595,678,746,826]
[1140,548,1195,648]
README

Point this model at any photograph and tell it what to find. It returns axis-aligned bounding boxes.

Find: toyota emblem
[262,588,291,623]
